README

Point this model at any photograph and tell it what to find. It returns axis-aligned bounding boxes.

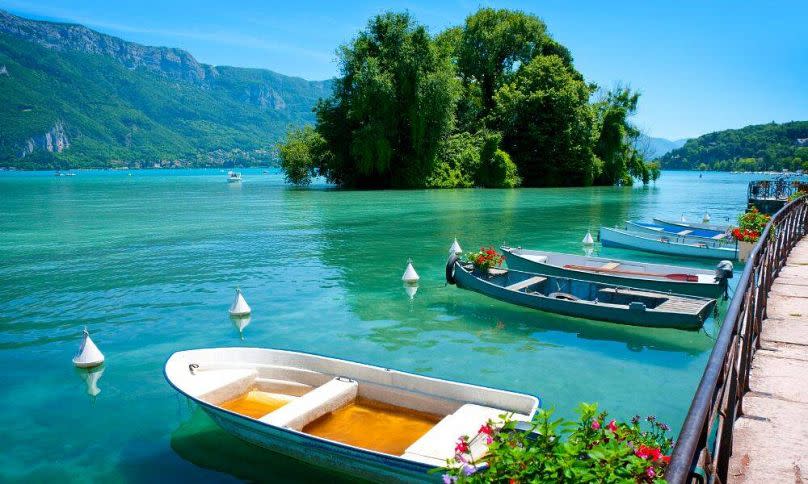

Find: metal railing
[747,178,808,201]
[666,195,808,483]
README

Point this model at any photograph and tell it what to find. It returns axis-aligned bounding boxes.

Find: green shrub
[440,403,673,483]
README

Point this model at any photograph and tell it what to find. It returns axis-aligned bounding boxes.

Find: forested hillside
[0,10,330,169]
[659,121,808,172]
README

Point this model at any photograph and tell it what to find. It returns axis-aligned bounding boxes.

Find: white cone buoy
[229,288,251,316]
[402,258,420,284]
[703,213,711,223]
[230,314,251,340]
[448,238,462,259]
[582,230,594,246]
[73,328,104,368]
[404,283,418,300]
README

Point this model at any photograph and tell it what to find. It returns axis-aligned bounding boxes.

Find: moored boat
[227,171,242,183]
[165,348,538,482]
[501,247,724,298]
[599,227,738,260]
[652,218,731,233]
[625,221,733,245]
[448,258,716,329]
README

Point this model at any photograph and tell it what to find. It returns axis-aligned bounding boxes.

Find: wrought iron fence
[747,178,808,201]
[666,195,808,483]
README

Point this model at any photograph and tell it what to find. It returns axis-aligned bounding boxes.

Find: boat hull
[502,248,722,299]
[453,263,713,329]
[599,227,737,260]
[625,221,734,245]
[652,218,731,233]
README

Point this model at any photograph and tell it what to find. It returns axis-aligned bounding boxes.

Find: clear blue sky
[2,0,806,140]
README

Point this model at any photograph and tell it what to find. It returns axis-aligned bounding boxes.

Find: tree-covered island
[279,9,652,189]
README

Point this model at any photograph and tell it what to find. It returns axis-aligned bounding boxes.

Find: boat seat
[598,287,667,300]
[192,369,258,404]
[259,377,358,430]
[711,233,726,240]
[600,262,620,270]
[506,276,547,291]
[676,230,693,236]
[402,404,526,464]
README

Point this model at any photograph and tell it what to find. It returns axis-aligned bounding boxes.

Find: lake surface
[0,170,753,482]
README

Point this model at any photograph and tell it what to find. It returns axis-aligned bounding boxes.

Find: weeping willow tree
[593,87,648,185]
[299,12,459,188]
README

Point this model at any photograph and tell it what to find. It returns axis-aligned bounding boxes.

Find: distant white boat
[227,171,242,183]
[165,347,538,481]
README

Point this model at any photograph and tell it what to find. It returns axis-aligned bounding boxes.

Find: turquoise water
[0,170,752,482]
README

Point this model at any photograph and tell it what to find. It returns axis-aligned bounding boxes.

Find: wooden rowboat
[599,227,738,260]
[448,259,716,329]
[165,348,538,482]
[501,247,723,298]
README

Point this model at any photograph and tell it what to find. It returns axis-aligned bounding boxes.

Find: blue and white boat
[652,218,731,234]
[165,348,538,482]
[501,247,724,298]
[599,227,738,260]
[624,221,734,245]
[448,259,716,329]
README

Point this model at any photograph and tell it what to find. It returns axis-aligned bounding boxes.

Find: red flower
[479,424,494,436]
[455,439,469,454]
[661,455,671,464]
[607,419,617,432]
[591,420,600,430]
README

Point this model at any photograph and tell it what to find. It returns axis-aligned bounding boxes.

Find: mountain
[638,135,687,158]
[659,121,808,172]
[0,10,331,169]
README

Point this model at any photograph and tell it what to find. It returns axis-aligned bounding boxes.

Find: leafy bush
[735,206,771,242]
[441,404,673,483]
[277,126,330,185]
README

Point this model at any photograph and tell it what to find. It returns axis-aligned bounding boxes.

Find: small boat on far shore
[501,247,724,298]
[599,227,738,260]
[227,171,242,183]
[448,258,716,329]
[165,348,538,482]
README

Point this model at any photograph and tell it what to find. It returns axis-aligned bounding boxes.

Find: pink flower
[607,419,617,432]
[646,466,656,478]
[478,424,494,436]
[455,438,469,454]
[591,420,601,430]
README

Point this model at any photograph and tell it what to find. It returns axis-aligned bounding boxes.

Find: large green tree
[494,55,597,186]
[593,87,646,185]
[313,12,459,188]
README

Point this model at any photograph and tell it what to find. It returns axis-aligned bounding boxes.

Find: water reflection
[230,314,251,340]
[75,365,104,400]
[403,283,418,300]
[170,407,364,484]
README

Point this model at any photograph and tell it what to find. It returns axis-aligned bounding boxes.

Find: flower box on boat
[165,348,538,482]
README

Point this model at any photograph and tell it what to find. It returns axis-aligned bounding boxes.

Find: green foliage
[660,121,808,172]
[312,12,460,188]
[593,87,645,185]
[0,30,329,168]
[441,404,673,483]
[494,55,597,186]
[277,125,329,185]
[737,207,771,233]
[646,161,662,183]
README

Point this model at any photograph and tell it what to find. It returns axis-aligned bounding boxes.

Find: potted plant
[732,207,771,262]
[464,247,505,275]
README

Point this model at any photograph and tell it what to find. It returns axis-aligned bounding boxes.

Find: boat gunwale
[599,227,738,252]
[624,221,735,244]
[501,247,719,289]
[164,347,540,469]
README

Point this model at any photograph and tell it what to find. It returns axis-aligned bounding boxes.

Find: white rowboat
[165,348,538,482]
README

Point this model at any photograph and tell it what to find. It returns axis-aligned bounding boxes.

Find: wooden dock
[728,238,808,482]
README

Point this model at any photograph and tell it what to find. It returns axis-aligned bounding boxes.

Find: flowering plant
[732,207,770,242]
[440,403,673,483]
[464,247,505,271]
